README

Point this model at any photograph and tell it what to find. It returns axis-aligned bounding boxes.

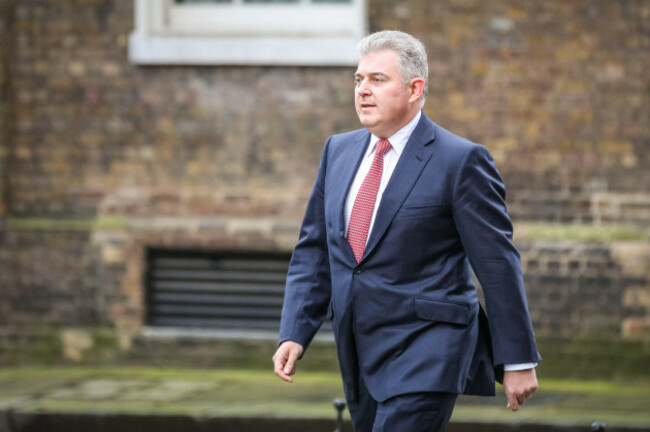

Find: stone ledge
[6,218,649,243]
[0,412,645,432]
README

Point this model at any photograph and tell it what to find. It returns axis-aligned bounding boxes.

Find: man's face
[354,49,416,139]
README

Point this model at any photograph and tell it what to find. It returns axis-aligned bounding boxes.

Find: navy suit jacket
[279,112,541,402]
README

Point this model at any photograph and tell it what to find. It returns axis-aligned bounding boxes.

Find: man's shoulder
[432,122,482,153]
[428,121,499,168]
[327,127,368,147]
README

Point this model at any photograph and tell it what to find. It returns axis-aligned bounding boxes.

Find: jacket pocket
[398,204,445,218]
[414,297,470,326]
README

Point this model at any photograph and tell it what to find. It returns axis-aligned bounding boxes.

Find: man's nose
[356,80,371,96]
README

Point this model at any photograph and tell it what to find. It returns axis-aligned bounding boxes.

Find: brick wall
[0,0,649,359]
[371,0,650,225]
[4,0,649,221]
[2,221,648,340]
[0,229,97,326]
[8,0,355,219]
[520,241,649,337]
[0,0,12,218]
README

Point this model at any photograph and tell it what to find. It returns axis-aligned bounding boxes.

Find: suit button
[354,267,362,275]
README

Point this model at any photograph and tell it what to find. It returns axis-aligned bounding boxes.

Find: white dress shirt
[344,111,422,239]
[343,110,536,373]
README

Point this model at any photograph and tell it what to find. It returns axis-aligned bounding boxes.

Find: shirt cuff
[503,362,538,371]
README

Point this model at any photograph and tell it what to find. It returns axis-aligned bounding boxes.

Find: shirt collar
[366,110,422,159]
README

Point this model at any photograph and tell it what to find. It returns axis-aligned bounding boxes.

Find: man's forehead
[355,50,399,74]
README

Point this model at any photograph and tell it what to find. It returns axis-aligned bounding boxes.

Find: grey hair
[357,30,429,105]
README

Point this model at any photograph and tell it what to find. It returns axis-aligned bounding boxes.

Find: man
[273,30,541,432]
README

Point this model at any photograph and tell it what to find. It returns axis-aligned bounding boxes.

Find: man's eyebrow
[354,72,389,78]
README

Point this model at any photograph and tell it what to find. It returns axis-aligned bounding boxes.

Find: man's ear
[408,78,426,104]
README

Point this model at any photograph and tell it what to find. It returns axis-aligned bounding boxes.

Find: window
[129,0,367,65]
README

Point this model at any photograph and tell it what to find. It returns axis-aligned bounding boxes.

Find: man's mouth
[360,103,375,108]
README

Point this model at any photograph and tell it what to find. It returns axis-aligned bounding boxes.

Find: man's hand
[503,368,538,411]
[272,341,304,383]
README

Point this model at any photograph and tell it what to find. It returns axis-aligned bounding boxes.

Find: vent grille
[146,249,292,332]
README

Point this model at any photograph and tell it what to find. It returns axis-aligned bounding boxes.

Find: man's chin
[358,116,378,129]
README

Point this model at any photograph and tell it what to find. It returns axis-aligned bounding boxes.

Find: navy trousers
[347,376,457,432]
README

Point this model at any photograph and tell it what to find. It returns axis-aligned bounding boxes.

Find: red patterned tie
[348,139,392,262]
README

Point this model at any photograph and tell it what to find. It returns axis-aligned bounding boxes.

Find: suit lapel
[361,114,437,262]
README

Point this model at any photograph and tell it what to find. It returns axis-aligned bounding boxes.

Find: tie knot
[376,139,392,157]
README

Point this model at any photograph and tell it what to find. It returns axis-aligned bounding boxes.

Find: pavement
[0,367,649,432]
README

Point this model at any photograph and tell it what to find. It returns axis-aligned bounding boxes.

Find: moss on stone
[8,217,128,231]
[516,223,649,242]
[535,335,650,381]
[1,367,649,425]
[3,330,650,382]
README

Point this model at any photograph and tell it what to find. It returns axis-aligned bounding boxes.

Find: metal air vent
[146,248,291,332]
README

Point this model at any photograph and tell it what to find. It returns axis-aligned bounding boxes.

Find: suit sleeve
[278,138,332,351]
[452,144,542,366]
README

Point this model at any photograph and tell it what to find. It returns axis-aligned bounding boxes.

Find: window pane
[243,0,299,3]
[175,0,231,4]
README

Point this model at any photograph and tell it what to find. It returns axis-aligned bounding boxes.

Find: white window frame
[129,0,367,66]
